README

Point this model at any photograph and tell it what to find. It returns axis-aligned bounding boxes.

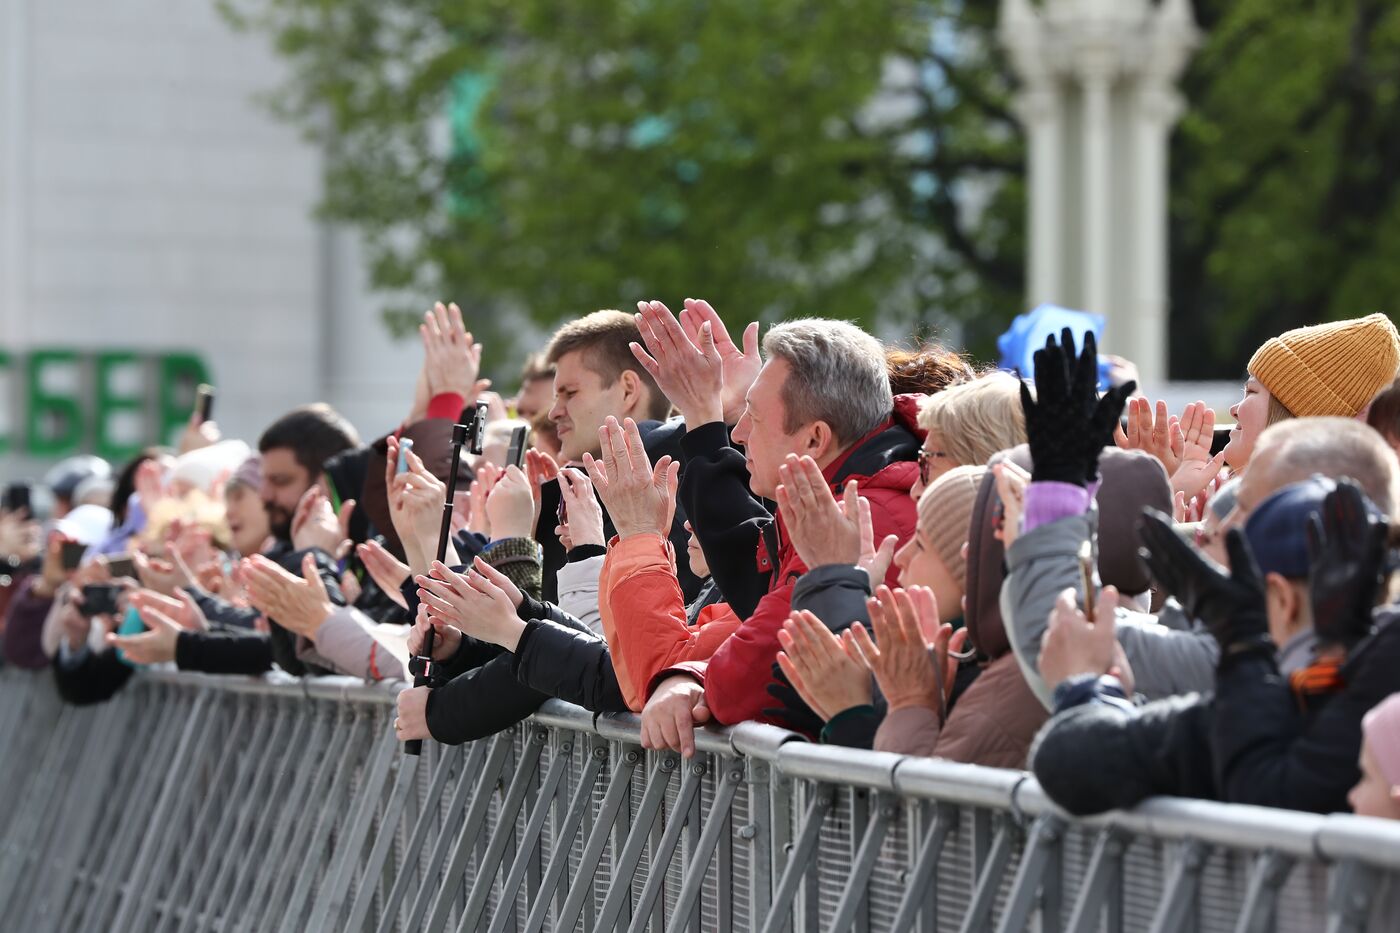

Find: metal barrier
[2,667,1399,933]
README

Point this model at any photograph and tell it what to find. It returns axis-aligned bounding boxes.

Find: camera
[79,583,121,618]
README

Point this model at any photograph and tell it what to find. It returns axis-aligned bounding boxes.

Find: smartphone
[106,554,137,580]
[466,400,489,456]
[506,426,529,469]
[80,583,120,618]
[60,540,87,572]
[397,438,415,476]
[1078,542,1096,623]
[195,384,216,423]
[2,482,31,516]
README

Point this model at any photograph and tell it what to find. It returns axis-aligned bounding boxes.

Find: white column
[1018,83,1063,306]
[0,0,29,346]
[1080,66,1113,318]
[1130,84,1182,390]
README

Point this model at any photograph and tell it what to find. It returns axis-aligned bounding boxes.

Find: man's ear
[617,369,644,416]
[805,421,836,462]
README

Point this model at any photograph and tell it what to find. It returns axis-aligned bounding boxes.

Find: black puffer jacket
[1212,610,1400,813]
[1030,679,1216,816]
[424,595,625,743]
[1032,611,1400,817]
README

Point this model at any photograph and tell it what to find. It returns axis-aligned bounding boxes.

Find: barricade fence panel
[2,668,1399,933]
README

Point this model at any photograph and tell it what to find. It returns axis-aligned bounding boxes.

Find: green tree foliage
[224,0,1400,382]
[218,0,1025,376]
[1170,0,1400,378]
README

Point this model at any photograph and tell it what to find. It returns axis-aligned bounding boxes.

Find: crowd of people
[5,300,1400,831]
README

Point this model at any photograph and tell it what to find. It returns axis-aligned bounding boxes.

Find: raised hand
[849,586,954,715]
[775,455,862,568]
[524,448,559,528]
[421,301,491,403]
[133,548,191,598]
[774,610,871,721]
[108,605,181,664]
[415,558,524,651]
[992,460,1030,547]
[1137,511,1270,660]
[630,300,726,428]
[291,485,354,557]
[1114,397,1180,475]
[1307,479,1390,648]
[130,588,208,632]
[1036,585,1130,692]
[677,298,762,425]
[484,465,537,540]
[1170,401,1228,500]
[583,416,679,540]
[244,552,337,638]
[556,467,606,549]
[1021,329,1135,486]
[385,435,454,573]
[356,540,411,609]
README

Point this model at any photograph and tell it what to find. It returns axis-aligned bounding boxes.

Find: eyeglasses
[917,448,949,486]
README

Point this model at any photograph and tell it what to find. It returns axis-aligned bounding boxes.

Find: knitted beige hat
[916,464,988,590]
[1248,313,1400,418]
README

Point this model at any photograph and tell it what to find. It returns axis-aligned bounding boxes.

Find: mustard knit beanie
[917,464,988,591]
[1248,313,1400,418]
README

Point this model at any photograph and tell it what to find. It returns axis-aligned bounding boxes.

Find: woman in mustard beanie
[1223,313,1400,470]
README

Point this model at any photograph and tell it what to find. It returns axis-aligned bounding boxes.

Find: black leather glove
[1137,509,1271,664]
[762,662,825,736]
[1307,479,1389,649]
[1019,329,1135,486]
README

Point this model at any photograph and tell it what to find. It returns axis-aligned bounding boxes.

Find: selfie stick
[404,421,470,756]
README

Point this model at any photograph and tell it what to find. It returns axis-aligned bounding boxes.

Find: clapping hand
[244,553,337,638]
[421,301,491,404]
[775,455,862,568]
[774,610,871,721]
[583,417,679,540]
[356,540,411,609]
[849,586,964,717]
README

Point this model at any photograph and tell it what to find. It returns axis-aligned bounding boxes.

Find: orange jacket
[598,534,740,712]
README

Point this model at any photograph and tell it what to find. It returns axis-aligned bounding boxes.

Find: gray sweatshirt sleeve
[1001,512,1096,710]
[1001,510,1219,710]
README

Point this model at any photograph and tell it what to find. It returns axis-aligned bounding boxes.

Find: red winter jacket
[661,396,922,725]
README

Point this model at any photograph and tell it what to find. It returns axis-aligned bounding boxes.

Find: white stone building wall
[0,0,419,479]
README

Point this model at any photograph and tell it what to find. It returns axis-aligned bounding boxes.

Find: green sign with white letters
[0,350,211,462]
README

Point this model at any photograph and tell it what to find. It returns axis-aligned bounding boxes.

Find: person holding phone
[2,503,114,673]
